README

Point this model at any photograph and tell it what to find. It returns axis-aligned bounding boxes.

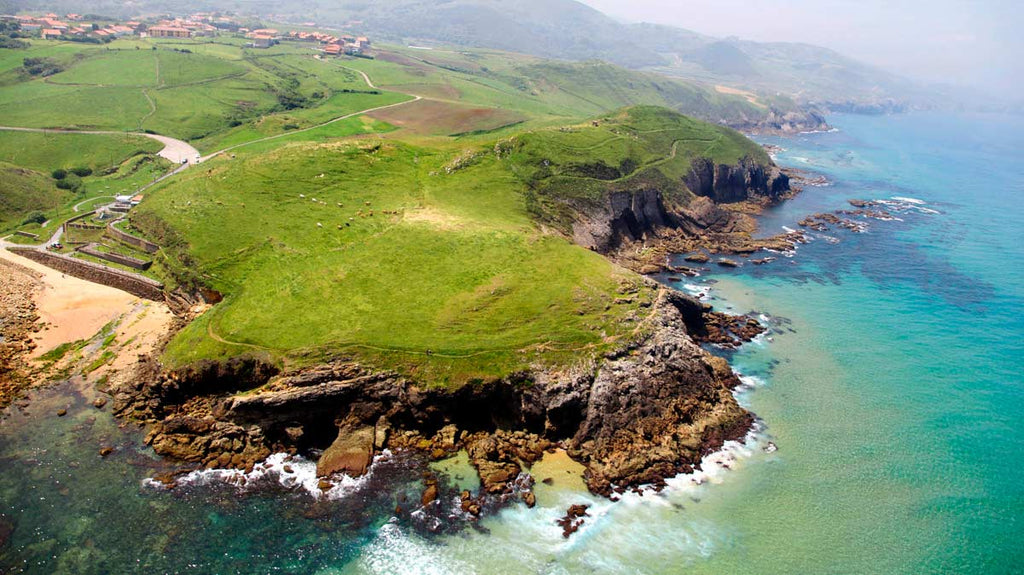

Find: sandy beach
[0,247,173,391]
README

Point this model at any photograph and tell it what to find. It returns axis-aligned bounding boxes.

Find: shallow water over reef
[2,112,1023,573]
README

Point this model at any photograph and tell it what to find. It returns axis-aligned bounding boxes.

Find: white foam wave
[144,451,391,500]
[680,282,711,301]
[662,420,772,495]
[357,522,473,575]
[797,128,840,135]
[890,196,925,204]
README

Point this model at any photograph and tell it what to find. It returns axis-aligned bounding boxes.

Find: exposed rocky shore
[730,106,831,136]
[110,286,753,505]
[0,258,41,408]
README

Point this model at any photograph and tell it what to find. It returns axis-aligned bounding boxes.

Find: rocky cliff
[729,107,831,136]
[570,156,792,258]
[112,286,752,498]
[684,156,790,204]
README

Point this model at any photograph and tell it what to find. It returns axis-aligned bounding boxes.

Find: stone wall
[8,248,165,301]
[79,243,152,271]
[106,224,160,254]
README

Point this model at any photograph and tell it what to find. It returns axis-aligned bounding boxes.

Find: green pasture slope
[0,37,412,143]
[0,131,160,173]
[0,35,778,386]
[0,37,772,150]
[0,131,165,232]
[134,106,768,385]
[506,106,767,227]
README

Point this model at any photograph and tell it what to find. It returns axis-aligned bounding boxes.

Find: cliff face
[729,107,831,136]
[571,156,789,254]
[684,157,790,204]
[112,288,751,496]
[572,189,674,252]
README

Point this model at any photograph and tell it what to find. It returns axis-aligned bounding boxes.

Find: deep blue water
[1,111,1022,574]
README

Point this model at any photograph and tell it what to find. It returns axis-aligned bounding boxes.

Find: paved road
[0,126,200,165]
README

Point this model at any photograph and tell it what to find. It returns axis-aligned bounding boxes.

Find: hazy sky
[579,0,1021,92]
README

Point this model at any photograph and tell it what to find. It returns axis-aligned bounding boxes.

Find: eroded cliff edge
[111,286,751,500]
[570,154,802,274]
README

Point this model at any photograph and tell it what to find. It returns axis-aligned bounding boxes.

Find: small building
[148,26,192,38]
[41,18,67,30]
[41,28,62,39]
[323,43,342,56]
[251,34,275,48]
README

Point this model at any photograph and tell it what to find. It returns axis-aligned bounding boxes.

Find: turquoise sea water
[1,112,1022,573]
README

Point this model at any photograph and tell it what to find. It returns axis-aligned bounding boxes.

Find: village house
[251,34,275,48]
[147,25,192,38]
[41,18,67,30]
[41,28,62,39]
[107,25,134,37]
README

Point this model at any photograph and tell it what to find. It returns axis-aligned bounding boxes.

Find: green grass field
[0,35,781,388]
[0,131,160,172]
[130,105,768,385]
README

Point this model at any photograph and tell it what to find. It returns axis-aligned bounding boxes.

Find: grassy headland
[134,106,769,385]
[0,35,778,387]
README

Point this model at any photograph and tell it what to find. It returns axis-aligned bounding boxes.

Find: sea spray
[144,450,394,500]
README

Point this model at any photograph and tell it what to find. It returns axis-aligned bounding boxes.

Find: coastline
[0,247,175,410]
[3,110,1017,574]
[1,135,809,529]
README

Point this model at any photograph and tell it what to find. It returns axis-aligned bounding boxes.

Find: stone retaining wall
[106,224,160,254]
[67,222,104,230]
[79,243,152,271]
[8,247,164,301]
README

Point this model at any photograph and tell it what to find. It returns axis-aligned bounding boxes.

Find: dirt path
[334,64,377,89]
